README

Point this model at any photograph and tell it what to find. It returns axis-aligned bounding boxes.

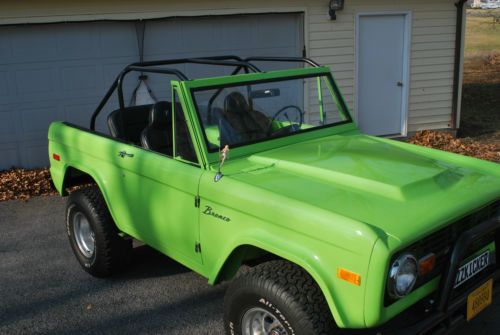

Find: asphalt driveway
[1,196,499,334]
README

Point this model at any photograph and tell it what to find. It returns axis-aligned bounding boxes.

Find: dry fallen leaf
[0,167,92,202]
[408,130,499,163]
[0,168,57,202]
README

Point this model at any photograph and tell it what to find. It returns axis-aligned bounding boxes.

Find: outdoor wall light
[329,0,345,20]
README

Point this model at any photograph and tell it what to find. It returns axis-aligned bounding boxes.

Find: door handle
[118,151,134,158]
[397,81,403,87]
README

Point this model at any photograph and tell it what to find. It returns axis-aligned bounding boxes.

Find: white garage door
[0,14,303,169]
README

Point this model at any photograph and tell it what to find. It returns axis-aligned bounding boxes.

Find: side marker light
[337,268,361,286]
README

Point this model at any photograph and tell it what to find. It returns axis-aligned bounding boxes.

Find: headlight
[387,253,418,299]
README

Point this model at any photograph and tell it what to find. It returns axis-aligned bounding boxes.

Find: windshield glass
[191,74,351,152]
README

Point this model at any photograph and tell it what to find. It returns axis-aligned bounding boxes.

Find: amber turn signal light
[418,253,436,276]
[337,268,361,286]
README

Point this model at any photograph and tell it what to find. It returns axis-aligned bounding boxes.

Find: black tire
[66,186,132,277]
[224,260,338,335]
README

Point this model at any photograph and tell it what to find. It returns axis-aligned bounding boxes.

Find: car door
[111,86,203,267]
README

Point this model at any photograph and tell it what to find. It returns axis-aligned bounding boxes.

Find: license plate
[467,279,493,321]
[454,250,490,289]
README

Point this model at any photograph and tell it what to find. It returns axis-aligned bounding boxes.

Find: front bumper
[355,215,500,335]
[372,273,500,335]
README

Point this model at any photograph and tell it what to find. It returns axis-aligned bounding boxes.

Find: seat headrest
[224,91,249,115]
[149,101,171,128]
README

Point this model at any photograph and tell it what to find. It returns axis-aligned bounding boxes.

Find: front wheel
[224,260,337,335]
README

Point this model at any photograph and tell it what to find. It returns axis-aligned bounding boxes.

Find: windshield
[191,74,351,152]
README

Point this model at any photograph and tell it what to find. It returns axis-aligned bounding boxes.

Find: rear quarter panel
[48,122,140,237]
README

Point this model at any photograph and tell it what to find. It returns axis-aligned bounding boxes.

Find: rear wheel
[66,186,132,277]
[224,260,338,335]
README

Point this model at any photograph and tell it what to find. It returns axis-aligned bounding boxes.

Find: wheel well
[62,167,96,196]
[216,248,339,328]
[213,245,283,284]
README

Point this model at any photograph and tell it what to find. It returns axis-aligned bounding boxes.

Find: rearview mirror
[249,88,280,99]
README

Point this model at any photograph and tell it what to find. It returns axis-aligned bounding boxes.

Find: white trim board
[455,4,466,129]
[0,7,309,25]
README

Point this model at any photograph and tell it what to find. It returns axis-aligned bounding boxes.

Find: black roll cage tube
[90,56,320,130]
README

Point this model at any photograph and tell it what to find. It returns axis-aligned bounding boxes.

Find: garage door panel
[61,65,99,96]
[121,76,144,100]
[98,22,137,58]
[64,100,98,128]
[179,62,235,80]
[20,140,49,168]
[0,34,11,63]
[255,15,301,48]
[15,67,55,96]
[21,105,61,136]
[0,142,19,170]
[0,70,8,98]
[55,24,101,60]
[142,74,174,101]
[10,27,60,63]
[213,17,255,49]
[181,21,218,53]
[0,110,17,142]
[102,60,139,87]
[1,14,303,168]
[142,21,184,55]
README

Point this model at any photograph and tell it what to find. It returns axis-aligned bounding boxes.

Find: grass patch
[459,9,500,146]
[465,9,500,53]
[463,9,500,85]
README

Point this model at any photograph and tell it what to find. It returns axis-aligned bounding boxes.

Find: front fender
[199,170,381,329]
[205,220,377,329]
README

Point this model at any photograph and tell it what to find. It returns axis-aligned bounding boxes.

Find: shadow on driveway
[0,196,226,335]
[1,195,499,334]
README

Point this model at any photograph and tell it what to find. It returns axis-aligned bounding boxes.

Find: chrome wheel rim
[73,212,95,258]
[241,307,288,335]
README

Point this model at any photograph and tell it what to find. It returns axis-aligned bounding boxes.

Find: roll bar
[90,56,319,130]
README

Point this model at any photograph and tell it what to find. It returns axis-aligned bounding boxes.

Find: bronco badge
[203,205,231,222]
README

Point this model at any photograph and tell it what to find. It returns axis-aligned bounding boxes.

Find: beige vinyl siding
[306,0,458,133]
[0,0,459,133]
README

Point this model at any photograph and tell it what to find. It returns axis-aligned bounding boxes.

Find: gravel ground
[0,196,499,335]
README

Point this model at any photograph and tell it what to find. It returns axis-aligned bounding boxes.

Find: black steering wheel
[268,105,304,136]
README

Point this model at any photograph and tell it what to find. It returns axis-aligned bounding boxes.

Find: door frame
[354,11,412,136]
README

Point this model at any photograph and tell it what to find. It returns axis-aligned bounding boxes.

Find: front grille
[417,201,498,282]
[385,200,499,306]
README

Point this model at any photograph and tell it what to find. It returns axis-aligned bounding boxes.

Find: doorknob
[118,151,134,158]
[397,81,403,87]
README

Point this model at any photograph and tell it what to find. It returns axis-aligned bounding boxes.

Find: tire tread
[67,186,131,277]
[224,260,337,335]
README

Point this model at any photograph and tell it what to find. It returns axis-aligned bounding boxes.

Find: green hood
[224,134,500,245]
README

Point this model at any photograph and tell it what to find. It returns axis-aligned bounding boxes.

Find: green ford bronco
[48,56,500,335]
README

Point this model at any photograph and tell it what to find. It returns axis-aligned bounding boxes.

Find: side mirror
[214,145,230,182]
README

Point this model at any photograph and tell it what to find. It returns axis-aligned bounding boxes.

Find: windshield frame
[182,67,355,164]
